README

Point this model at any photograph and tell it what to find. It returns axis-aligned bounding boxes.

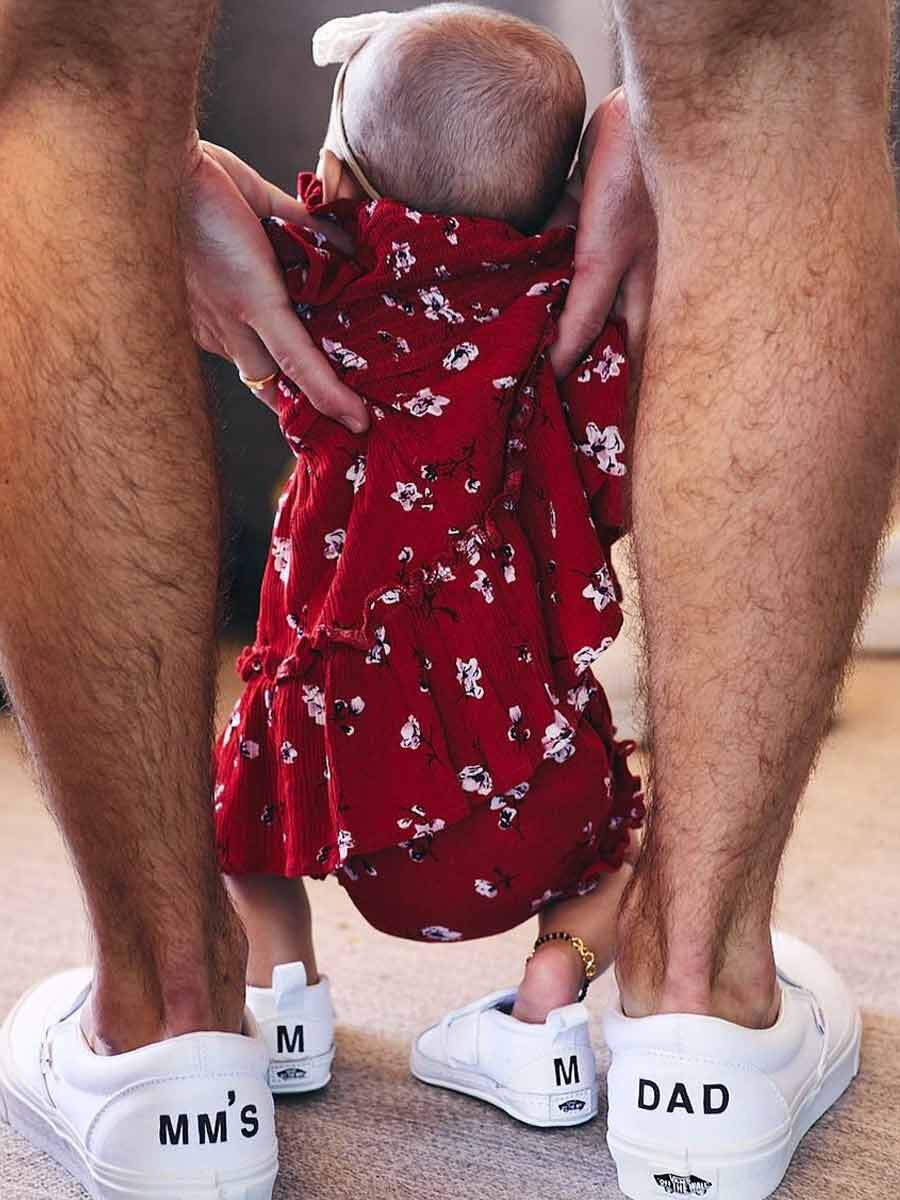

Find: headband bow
[312,12,406,67]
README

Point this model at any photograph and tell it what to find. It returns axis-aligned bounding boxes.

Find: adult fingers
[229,327,283,414]
[551,251,623,379]
[253,301,369,432]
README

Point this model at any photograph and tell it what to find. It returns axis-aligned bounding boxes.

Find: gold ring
[239,369,279,391]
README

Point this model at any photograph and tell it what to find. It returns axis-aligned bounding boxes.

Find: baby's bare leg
[227,875,320,987]
[513,859,634,1024]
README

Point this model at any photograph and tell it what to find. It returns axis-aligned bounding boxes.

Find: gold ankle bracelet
[528,931,599,1002]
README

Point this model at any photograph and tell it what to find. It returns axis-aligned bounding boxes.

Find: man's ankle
[616,886,780,1030]
[85,911,249,1054]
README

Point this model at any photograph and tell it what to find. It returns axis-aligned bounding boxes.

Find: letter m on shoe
[277,1024,305,1055]
[554,1055,580,1087]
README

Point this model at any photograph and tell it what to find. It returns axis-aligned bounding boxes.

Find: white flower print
[472,304,500,324]
[456,657,485,700]
[531,889,564,912]
[458,763,493,796]
[422,926,462,942]
[491,781,530,830]
[403,387,451,418]
[423,562,456,587]
[543,710,577,764]
[381,292,415,316]
[464,478,481,494]
[322,338,368,371]
[280,741,298,764]
[544,682,561,706]
[390,241,416,277]
[527,282,551,297]
[391,481,424,512]
[507,705,531,744]
[406,208,423,223]
[324,528,346,561]
[493,376,517,390]
[596,344,626,382]
[346,454,366,493]
[573,640,615,676]
[397,805,446,841]
[549,501,558,540]
[303,684,326,726]
[419,287,464,325]
[379,589,402,605]
[434,264,451,280]
[333,695,365,735]
[240,739,260,760]
[366,626,391,665]
[582,564,616,612]
[459,530,483,566]
[398,545,414,564]
[567,680,596,713]
[272,536,291,585]
[400,714,422,750]
[443,342,479,372]
[474,879,498,899]
[444,218,460,245]
[578,423,626,476]
[337,829,355,862]
[470,568,495,605]
[497,543,516,584]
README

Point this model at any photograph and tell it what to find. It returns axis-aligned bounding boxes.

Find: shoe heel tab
[272,962,309,1006]
[549,1002,590,1034]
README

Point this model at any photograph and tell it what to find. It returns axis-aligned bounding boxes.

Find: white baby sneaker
[411,988,598,1127]
[0,967,278,1200]
[245,962,335,1094]
[604,931,862,1200]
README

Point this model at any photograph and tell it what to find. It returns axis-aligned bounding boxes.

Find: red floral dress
[213,175,644,942]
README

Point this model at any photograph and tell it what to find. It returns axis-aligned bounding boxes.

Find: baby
[215,4,644,1126]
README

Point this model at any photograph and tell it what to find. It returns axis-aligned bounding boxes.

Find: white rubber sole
[268,1046,335,1095]
[0,992,278,1200]
[607,1011,863,1200]
[410,1042,598,1128]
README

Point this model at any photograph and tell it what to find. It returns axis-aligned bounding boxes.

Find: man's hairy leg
[615,0,900,1025]
[0,0,245,1052]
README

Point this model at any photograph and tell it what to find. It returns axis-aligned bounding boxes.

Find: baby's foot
[513,940,587,1023]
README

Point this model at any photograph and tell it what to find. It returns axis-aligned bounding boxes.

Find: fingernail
[345,416,368,434]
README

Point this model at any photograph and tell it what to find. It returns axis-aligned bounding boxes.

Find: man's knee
[615,0,891,128]
[0,0,215,121]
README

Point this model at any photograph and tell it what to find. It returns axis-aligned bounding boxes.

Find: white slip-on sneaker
[245,962,335,1095]
[411,988,598,1127]
[604,932,862,1200]
[0,967,278,1200]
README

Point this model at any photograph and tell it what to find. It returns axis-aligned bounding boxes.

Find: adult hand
[182,139,368,430]
[551,88,657,386]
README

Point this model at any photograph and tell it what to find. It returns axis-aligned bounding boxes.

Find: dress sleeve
[262,217,365,308]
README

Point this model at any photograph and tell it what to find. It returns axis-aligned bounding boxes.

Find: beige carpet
[1,654,899,1198]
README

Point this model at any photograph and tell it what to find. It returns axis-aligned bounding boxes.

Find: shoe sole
[0,986,279,1200]
[607,1009,863,1200]
[410,1042,598,1128]
[268,1046,335,1095]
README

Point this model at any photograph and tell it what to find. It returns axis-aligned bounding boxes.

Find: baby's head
[315,5,586,234]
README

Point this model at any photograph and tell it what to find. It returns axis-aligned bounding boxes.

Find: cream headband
[313,12,408,203]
